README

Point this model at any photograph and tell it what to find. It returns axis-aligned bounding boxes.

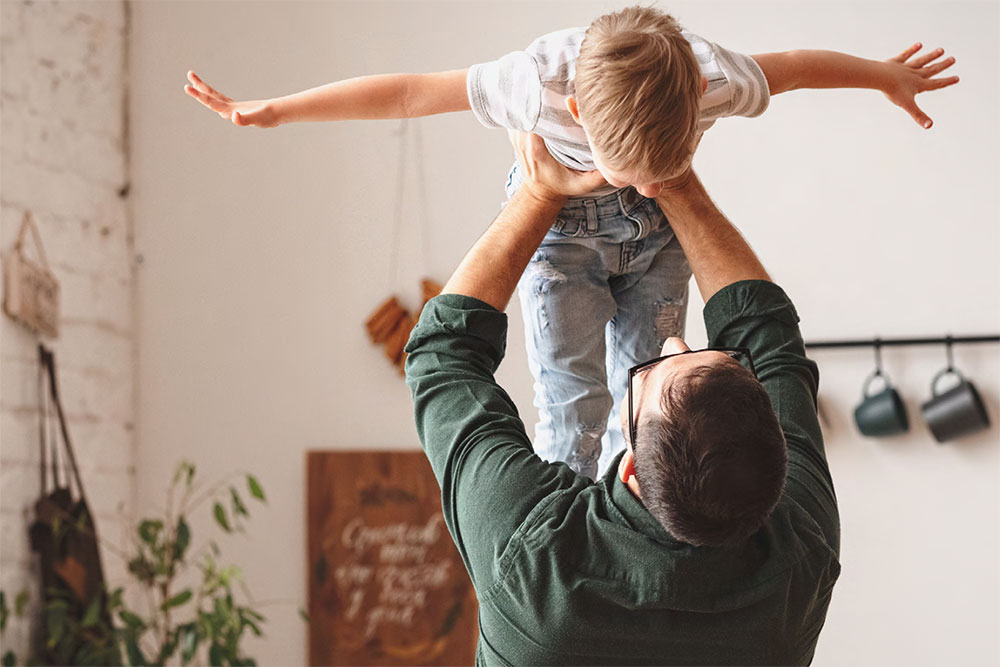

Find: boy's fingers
[185,85,228,112]
[186,71,213,96]
[908,48,944,69]
[926,75,959,90]
[187,71,232,102]
[922,57,955,77]
[891,42,921,63]
[905,101,932,129]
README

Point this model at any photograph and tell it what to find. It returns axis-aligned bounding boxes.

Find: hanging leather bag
[28,345,119,665]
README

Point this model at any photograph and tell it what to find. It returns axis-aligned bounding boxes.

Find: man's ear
[565,96,582,125]
[701,76,708,94]
[619,449,637,484]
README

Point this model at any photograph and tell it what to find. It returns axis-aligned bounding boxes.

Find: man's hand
[508,131,607,203]
[881,43,959,129]
[653,170,770,303]
[439,132,601,310]
[184,71,281,128]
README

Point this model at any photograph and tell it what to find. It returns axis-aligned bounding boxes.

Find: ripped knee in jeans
[654,299,685,340]
[566,423,604,478]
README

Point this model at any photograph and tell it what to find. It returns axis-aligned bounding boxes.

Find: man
[405,132,840,665]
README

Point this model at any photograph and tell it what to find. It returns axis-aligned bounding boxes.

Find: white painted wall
[1,0,135,656]
[130,2,999,665]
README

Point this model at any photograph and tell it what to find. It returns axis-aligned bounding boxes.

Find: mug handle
[930,367,966,398]
[862,369,891,399]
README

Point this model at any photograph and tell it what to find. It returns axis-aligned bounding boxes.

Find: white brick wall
[0,0,133,657]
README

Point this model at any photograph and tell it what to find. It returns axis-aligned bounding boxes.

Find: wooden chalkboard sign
[307,451,478,665]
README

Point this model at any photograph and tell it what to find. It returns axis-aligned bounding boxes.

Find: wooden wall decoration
[307,451,478,666]
[365,279,442,376]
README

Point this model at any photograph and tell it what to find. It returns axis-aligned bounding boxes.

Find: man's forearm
[441,190,565,311]
[655,174,770,303]
[272,69,470,123]
[754,50,890,95]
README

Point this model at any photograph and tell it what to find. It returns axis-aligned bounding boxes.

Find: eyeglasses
[626,347,757,446]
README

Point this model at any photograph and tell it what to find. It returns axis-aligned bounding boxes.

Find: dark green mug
[854,371,909,437]
[921,368,990,443]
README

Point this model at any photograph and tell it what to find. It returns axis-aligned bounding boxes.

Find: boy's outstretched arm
[752,44,958,129]
[184,69,471,128]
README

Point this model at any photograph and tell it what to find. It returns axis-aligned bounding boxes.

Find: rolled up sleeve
[703,280,839,553]
[404,294,578,590]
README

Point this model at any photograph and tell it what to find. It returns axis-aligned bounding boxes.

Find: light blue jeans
[505,165,692,479]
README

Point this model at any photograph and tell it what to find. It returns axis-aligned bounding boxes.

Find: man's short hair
[576,5,702,181]
[633,361,787,547]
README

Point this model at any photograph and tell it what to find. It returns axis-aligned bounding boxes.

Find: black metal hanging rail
[804,335,1000,349]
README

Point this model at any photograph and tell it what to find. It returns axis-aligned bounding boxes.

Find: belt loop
[584,199,598,234]
[618,186,638,214]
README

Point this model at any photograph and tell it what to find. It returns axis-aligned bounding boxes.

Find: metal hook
[945,334,955,372]
[873,337,883,376]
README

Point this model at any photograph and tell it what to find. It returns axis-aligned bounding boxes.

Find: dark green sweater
[405,280,840,666]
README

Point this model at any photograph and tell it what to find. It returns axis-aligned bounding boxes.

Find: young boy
[186,6,957,479]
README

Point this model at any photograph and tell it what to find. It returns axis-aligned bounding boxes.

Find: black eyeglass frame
[626,347,757,446]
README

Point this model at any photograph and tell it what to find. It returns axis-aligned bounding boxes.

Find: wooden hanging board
[306,450,477,665]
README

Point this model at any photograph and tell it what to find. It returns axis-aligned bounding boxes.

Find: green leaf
[214,596,231,621]
[138,519,164,545]
[13,590,28,617]
[213,503,231,533]
[81,594,102,628]
[2,650,15,667]
[174,460,196,487]
[246,475,266,502]
[125,636,147,666]
[208,642,224,666]
[107,587,124,611]
[128,556,156,585]
[218,564,241,587]
[240,609,262,637]
[174,516,192,561]
[157,636,178,663]
[243,608,265,623]
[229,487,249,518]
[46,606,67,647]
[179,623,200,664]
[161,589,193,611]
[119,609,146,630]
[298,607,311,623]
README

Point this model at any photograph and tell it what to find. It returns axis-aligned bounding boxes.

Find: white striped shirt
[467,27,769,191]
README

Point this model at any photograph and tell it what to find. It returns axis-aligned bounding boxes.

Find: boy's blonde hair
[576,6,702,181]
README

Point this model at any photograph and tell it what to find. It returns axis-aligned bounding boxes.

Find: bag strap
[15,212,52,271]
[38,345,87,504]
[38,345,48,494]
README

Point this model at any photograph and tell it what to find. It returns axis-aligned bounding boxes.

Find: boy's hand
[508,131,606,203]
[882,44,958,129]
[184,71,280,128]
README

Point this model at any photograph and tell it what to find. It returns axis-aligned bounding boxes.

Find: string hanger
[386,119,432,295]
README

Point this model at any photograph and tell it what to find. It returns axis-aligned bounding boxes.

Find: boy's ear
[565,96,582,125]
[701,76,708,94]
